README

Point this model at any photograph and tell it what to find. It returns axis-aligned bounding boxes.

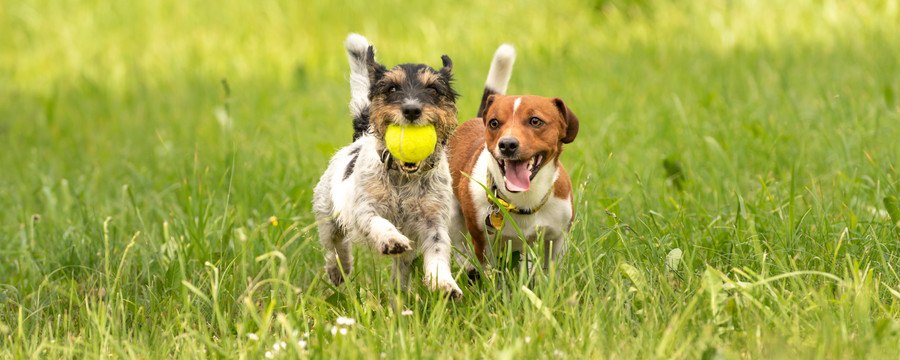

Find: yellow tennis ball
[384,124,437,164]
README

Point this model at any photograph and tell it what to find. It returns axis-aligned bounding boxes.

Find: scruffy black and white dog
[312,34,462,298]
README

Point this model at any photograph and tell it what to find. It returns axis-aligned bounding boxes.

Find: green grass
[2,0,900,358]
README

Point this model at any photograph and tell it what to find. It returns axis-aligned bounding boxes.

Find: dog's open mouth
[497,154,543,192]
[399,161,421,173]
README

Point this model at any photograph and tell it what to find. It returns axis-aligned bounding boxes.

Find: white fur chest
[329,136,452,235]
[467,150,573,244]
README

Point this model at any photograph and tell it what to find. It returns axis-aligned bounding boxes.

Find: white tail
[477,44,516,117]
[485,44,516,95]
[345,33,371,121]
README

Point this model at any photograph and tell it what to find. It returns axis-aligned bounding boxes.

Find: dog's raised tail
[477,44,516,118]
[346,33,371,140]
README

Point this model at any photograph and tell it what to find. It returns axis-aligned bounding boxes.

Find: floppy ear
[479,94,497,120]
[553,98,579,144]
[366,45,387,83]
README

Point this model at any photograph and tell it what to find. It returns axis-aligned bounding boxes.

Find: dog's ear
[366,45,387,83]
[480,94,497,121]
[553,98,579,144]
[439,55,459,101]
[440,55,453,76]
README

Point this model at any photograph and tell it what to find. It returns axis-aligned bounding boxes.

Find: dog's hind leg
[449,203,479,281]
[319,220,352,286]
[392,252,416,291]
[540,228,567,272]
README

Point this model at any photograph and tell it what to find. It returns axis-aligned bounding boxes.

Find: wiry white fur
[484,44,516,94]
[315,136,461,297]
[345,33,371,120]
[314,34,462,298]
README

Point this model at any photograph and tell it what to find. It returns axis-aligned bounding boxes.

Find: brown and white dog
[448,45,579,277]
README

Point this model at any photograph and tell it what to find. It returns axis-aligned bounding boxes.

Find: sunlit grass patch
[1,0,899,358]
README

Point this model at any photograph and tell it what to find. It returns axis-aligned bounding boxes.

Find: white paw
[424,269,463,299]
[375,231,412,255]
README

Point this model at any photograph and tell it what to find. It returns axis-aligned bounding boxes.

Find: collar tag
[486,175,552,216]
[486,210,505,230]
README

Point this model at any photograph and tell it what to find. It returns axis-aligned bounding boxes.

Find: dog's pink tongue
[504,161,531,192]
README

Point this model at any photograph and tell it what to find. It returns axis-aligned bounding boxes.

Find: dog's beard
[370,112,403,139]
[422,105,457,142]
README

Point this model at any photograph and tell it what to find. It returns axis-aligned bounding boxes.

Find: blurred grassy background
[1,0,899,358]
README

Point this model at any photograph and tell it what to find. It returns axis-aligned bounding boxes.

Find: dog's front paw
[377,231,412,255]
[424,270,463,300]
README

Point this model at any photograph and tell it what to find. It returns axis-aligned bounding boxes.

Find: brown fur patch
[448,119,489,261]
[553,163,572,200]
[448,119,487,196]
[383,69,407,84]
[553,164,575,229]
[417,69,440,86]
[368,98,401,139]
[423,99,458,143]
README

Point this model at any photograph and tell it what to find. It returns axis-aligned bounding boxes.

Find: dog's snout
[401,103,423,120]
[498,137,519,157]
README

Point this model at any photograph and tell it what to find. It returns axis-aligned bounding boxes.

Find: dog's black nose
[401,104,423,120]
[498,137,519,156]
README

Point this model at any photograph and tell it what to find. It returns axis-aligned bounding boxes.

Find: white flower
[214,106,233,130]
[722,281,751,291]
[867,206,890,220]
[401,309,413,316]
[273,343,281,351]
[524,336,532,343]
[279,341,287,349]
[265,351,274,359]
[298,340,307,349]
[331,326,338,336]
[247,333,259,341]
[339,328,348,335]
[303,332,310,338]
[336,316,356,326]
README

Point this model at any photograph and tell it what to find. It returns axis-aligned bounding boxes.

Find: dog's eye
[488,119,500,129]
[425,86,438,95]
[388,85,399,92]
[529,117,544,128]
